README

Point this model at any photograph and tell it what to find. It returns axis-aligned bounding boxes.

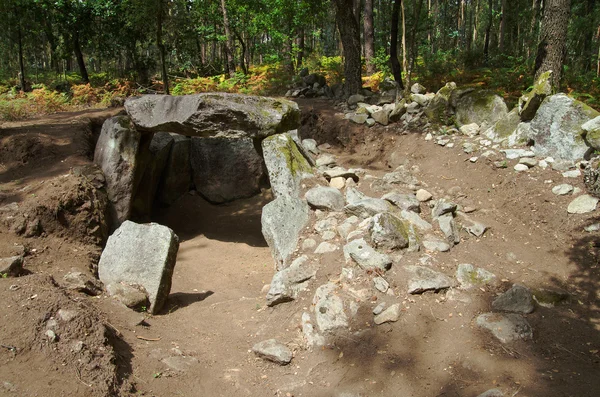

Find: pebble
[562,169,581,178]
[252,339,293,365]
[302,238,317,250]
[329,177,345,189]
[538,159,549,168]
[373,277,389,293]
[372,302,386,315]
[415,189,433,202]
[321,231,336,241]
[513,164,529,172]
[551,184,574,195]
[584,223,600,232]
[424,133,433,141]
[519,157,537,167]
[373,303,401,325]
[45,330,57,343]
[469,157,478,163]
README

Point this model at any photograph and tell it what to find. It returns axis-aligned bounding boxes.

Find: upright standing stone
[157,134,192,205]
[98,221,179,314]
[262,134,313,198]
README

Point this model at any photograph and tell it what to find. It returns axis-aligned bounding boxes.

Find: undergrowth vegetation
[1,55,598,122]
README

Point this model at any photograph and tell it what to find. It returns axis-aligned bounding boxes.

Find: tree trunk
[390,0,405,89]
[529,0,542,58]
[220,0,236,77]
[234,30,248,75]
[534,0,572,89]
[483,0,493,64]
[582,0,597,71]
[296,28,305,70]
[364,0,376,74]
[157,0,169,94]
[410,0,424,71]
[333,0,362,95]
[499,0,507,52]
[73,31,89,84]
[17,25,27,92]
[401,0,408,86]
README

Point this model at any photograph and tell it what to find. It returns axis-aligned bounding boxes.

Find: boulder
[94,116,147,226]
[266,256,316,306]
[405,265,456,294]
[157,134,192,206]
[125,93,300,139]
[528,94,600,161]
[131,132,173,218]
[98,221,179,314]
[191,137,264,203]
[492,284,535,314]
[582,116,600,151]
[424,82,457,125]
[261,196,310,270]
[305,186,345,211]
[411,83,426,94]
[455,90,508,130]
[519,71,552,121]
[483,108,522,144]
[343,238,392,271]
[369,212,409,251]
[262,134,313,199]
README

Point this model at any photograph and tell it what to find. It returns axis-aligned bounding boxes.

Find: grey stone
[405,265,456,294]
[532,288,570,308]
[432,199,457,219]
[314,242,339,254]
[305,186,345,211]
[343,238,392,271]
[313,283,348,332]
[337,216,359,239]
[477,389,504,397]
[262,134,313,199]
[262,196,310,270]
[476,312,533,343]
[301,312,325,347]
[62,271,103,296]
[411,83,426,94]
[252,339,293,365]
[582,116,600,150]
[528,94,599,161]
[344,189,391,218]
[98,221,179,314]
[383,167,418,185]
[266,256,316,306]
[106,282,149,310]
[190,137,264,203]
[321,230,336,240]
[329,177,345,189]
[399,210,432,231]
[372,109,391,126]
[519,157,537,168]
[389,99,407,122]
[157,134,192,205]
[94,116,145,225]
[369,212,409,251]
[422,235,451,252]
[437,213,460,245]
[585,223,600,232]
[132,132,174,216]
[415,189,433,202]
[514,163,529,172]
[347,113,368,124]
[316,154,336,167]
[552,184,574,195]
[0,255,23,277]
[374,303,400,324]
[373,276,389,293]
[314,217,338,233]
[301,139,320,156]
[410,93,429,106]
[161,355,199,372]
[323,167,359,180]
[460,123,480,137]
[125,93,300,138]
[567,194,598,214]
[365,118,376,127]
[348,94,365,106]
[456,90,508,131]
[302,238,317,250]
[57,309,78,322]
[456,264,496,289]
[563,169,581,178]
[458,214,488,237]
[492,284,535,314]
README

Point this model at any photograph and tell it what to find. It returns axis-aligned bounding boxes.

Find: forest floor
[0,99,599,397]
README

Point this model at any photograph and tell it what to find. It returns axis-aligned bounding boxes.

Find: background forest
[0,0,598,120]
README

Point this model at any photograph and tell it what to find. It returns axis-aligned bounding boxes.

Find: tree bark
[296,28,305,70]
[17,25,27,92]
[410,0,424,71]
[529,0,542,58]
[73,31,89,84]
[483,0,493,64]
[157,0,169,94]
[364,0,376,74]
[534,0,572,89]
[220,0,236,77]
[234,30,248,74]
[333,0,363,95]
[390,0,405,89]
[499,0,507,52]
[401,0,408,86]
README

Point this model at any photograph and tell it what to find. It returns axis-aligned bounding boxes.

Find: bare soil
[1,101,599,397]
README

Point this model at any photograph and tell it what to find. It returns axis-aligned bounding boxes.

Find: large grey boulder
[305,186,345,211]
[94,116,148,226]
[262,134,313,198]
[98,221,179,314]
[455,90,508,130]
[157,134,192,205]
[131,132,174,218]
[424,82,456,125]
[262,196,310,270]
[528,94,600,161]
[190,137,264,203]
[125,93,300,138]
[492,284,535,314]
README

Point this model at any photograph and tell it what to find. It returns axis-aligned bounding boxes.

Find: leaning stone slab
[125,93,300,139]
[437,213,460,245]
[343,238,392,271]
[252,339,293,365]
[405,265,456,294]
[261,196,310,270]
[476,312,533,343]
[262,134,313,198]
[492,284,535,314]
[94,116,147,225]
[266,256,316,306]
[191,136,264,203]
[519,71,552,121]
[98,221,179,314]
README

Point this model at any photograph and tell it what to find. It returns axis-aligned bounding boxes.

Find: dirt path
[1,103,599,397]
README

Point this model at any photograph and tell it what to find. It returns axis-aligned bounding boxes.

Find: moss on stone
[277,135,312,178]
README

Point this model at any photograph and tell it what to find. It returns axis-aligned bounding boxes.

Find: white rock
[551,184,574,195]
[562,169,581,178]
[329,177,345,189]
[514,164,529,172]
[567,195,599,214]
[314,242,339,254]
[416,189,433,202]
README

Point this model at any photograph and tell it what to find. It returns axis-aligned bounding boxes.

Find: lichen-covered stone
[262,134,313,198]
[484,108,521,143]
[369,212,409,251]
[455,90,508,130]
[424,82,457,126]
[519,71,552,121]
[582,116,600,151]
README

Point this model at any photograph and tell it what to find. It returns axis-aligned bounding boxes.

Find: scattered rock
[399,210,433,231]
[411,83,426,94]
[477,389,504,397]
[266,256,316,306]
[305,186,345,211]
[513,164,529,172]
[314,242,339,254]
[348,94,365,106]
[458,214,489,237]
[476,312,533,343]
[437,213,460,245]
[422,235,451,252]
[567,194,599,214]
[552,184,574,195]
[323,167,359,181]
[456,264,496,289]
[301,139,320,156]
[416,189,433,202]
[405,265,455,294]
[562,169,581,178]
[492,284,535,314]
[519,157,537,168]
[373,303,400,324]
[369,212,409,251]
[382,192,420,212]
[252,339,293,365]
[373,276,389,293]
[302,238,317,250]
[316,154,336,167]
[348,113,368,124]
[0,255,23,277]
[313,283,349,332]
[501,149,535,159]
[62,271,103,296]
[98,221,179,314]
[460,123,480,137]
[432,199,457,219]
[532,288,570,308]
[343,238,392,271]
[106,282,149,310]
[301,312,325,347]
[330,177,345,189]
[584,223,600,232]
[344,189,391,218]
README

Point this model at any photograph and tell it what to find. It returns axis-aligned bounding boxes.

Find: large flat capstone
[125,93,300,138]
[98,221,179,314]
